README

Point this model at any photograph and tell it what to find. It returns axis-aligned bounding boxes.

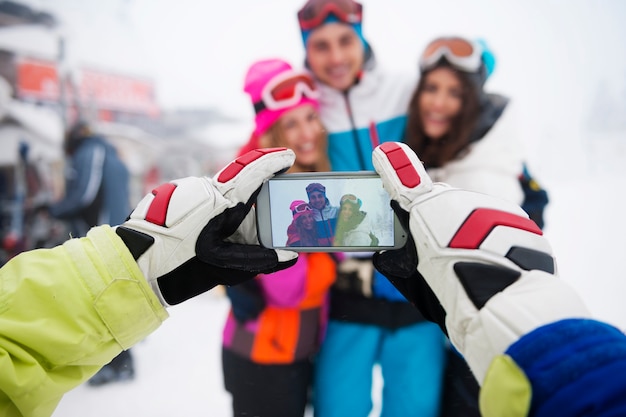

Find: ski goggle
[255,71,319,113]
[298,0,363,31]
[340,194,361,207]
[419,37,483,73]
[292,203,313,215]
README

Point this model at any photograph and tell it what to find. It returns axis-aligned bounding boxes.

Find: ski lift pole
[3,142,29,258]
[57,35,68,132]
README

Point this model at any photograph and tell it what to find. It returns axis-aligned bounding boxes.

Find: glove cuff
[114,225,170,306]
[68,226,169,343]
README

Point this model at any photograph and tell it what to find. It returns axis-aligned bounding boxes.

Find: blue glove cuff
[506,318,626,416]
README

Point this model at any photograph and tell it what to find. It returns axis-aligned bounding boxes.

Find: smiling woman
[404,35,530,417]
[219,57,337,417]
[406,36,525,206]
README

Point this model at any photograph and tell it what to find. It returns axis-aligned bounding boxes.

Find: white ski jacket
[426,102,525,206]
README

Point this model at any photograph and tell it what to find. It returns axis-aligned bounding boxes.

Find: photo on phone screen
[256,172,407,252]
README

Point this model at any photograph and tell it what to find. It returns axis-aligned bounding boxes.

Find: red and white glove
[372,142,590,383]
[115,148,298,307]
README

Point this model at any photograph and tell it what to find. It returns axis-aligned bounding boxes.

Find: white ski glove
[115,148,298,307]
[371,142,590,383]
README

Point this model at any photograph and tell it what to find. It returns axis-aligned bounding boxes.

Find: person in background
[286,200,319,247]
[296,1,446,415]
[333,193,378,247]
[305,182,338,245]
[49,120,135,387]
[221,58,337,417]
[404,36,548,417]
[50,121,130,238]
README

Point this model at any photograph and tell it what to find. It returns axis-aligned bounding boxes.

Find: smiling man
[296,1,447,416]
[305,182,338,246]
[298,0,415,171]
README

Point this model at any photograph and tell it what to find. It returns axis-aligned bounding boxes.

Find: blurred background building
[0,0,249,264]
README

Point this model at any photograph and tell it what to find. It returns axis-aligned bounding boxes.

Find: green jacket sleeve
[0,225,169,417]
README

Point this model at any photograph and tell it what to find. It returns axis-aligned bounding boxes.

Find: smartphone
[256,171,408,252]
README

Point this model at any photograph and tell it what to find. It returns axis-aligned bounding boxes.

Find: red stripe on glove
[449,208,543,249]
[217,148,287,183]
[146,183,177,226]
[379,142,421,188]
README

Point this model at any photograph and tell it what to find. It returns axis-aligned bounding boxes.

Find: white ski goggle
[419,37,483,73]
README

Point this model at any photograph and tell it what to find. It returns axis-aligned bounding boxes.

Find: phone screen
[261,173,403,250]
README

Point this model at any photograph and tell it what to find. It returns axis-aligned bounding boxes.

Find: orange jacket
[222,253,336,364]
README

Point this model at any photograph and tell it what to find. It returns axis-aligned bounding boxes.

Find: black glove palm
[116,148,299,306]
[373,201,447,334]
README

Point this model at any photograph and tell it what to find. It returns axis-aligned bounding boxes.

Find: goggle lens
[422,38,475,60]
[298,0,362,31]
[293,203,312,214]
[256,71,319,112]
[340,194,358,204]
[419,37,482,73]
[270,74,317,102]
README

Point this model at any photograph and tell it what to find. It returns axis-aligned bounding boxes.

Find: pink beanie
[244,58,319,137]
[290,200,313,221]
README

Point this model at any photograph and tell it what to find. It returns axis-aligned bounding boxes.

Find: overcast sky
[28,1,626,114]
[21,0,624,179]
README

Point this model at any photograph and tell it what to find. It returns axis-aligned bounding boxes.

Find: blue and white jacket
[312,202,339,246]
[316,60,425,325]
[317,64,416,172]
[51,135,130,237]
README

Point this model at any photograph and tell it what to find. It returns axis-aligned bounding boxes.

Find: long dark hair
[334,201,366,246]
[405,62,481,168]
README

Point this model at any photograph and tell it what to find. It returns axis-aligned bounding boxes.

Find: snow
[52,291,234,417]
[51,291,385,417]
[543,172,626,331]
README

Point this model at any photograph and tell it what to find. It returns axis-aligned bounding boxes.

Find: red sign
[14,57,159,117]
[78,68,159,116]
[16,57,60,101]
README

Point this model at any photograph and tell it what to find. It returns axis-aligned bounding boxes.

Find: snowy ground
[52,290,243,417]
[51,289,384,417]
[52,151,626,417]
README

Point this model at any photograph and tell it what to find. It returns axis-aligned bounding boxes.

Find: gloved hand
[372,142,589,383]
[115,148,298,307]
[225,280,266,323]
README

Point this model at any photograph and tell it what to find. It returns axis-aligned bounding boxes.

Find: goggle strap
[253,100,266,114]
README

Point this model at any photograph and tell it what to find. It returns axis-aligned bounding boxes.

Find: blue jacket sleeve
[480,318,626,417]
[50,142,105,219]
